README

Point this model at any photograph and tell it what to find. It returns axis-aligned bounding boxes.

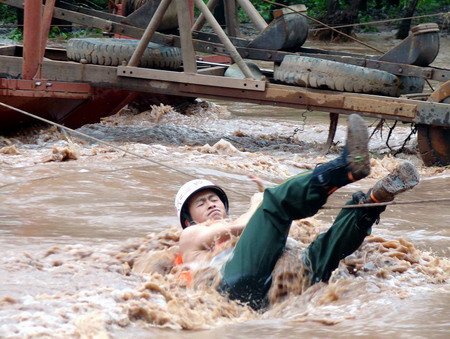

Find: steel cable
[1,103,449,209]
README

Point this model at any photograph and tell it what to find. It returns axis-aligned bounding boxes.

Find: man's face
[187,189,226,226]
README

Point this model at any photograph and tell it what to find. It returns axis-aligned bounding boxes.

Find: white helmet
[175,179,229,228]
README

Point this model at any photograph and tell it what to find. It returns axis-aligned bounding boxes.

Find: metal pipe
[192,0,219,31]
[22,0,43,80]
[128,0,173,67]
[236,0,267,31]
[193,0,255,79]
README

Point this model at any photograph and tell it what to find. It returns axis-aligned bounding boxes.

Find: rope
[322,197,450,209]
[0,102,200,178]
[2,104,449,209]
[0,102,250,198]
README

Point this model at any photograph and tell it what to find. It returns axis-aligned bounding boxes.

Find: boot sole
[346,114,370,180]
[377,161,420,196]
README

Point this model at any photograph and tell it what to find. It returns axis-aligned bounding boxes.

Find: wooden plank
[117,65,265,91]
[178,82,422,122]
[176,0,197,73]
[343,96,417,118]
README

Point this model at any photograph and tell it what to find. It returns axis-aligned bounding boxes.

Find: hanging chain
[394,123,418,156]
[289,110,308,143]
[385,120,398,152]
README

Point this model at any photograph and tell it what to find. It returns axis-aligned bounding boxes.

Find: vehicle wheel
[66,38,182,70]
[274,55,400,96]
[417,81,450,166]
[417,125,450,166]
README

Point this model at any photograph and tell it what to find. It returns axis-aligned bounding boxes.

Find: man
[174,114,420,310]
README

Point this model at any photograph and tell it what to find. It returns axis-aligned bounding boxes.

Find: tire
[274,55,400,97]
[66,38,182,70]
[417,125,450,166]
[417,89,450,166]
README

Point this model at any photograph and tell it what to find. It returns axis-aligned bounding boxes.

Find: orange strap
[174,252,184,266]
[174,243,224,286]
[326,186,338,195]
[173,252,192,286]
[370,191,382,203]
[348,171,355,182]
[179,271,193,286]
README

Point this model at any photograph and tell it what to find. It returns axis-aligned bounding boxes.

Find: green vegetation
[0,4,16,23]
[47,27,104,40]
[249,0,449,25]
[0,2,106,41]
[5,27,103,41]
[7,28,22,41]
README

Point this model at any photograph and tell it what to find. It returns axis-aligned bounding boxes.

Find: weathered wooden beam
[117,66,264,90]
[176,0,197,73]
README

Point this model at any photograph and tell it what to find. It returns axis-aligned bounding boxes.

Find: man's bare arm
[179,221,245,263]
[231,192,263,228]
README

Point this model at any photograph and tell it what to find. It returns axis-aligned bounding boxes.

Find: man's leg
[219,170,328,309]
[218,114,370,309]
[303,161,420,284]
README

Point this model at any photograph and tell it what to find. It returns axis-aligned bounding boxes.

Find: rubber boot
[354,161,420,228]
[366,161,420,203]
[312,114,371,194]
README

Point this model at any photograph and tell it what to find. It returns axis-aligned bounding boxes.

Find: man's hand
[248,174,265,192]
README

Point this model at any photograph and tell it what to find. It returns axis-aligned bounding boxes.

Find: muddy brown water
[0,32,449,338]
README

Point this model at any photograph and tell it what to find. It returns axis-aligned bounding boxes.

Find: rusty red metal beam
[0,79,92,99]
[39,0,57,75]
[22,0,42,80]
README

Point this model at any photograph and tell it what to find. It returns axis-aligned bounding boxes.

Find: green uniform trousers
[218,170,380,310]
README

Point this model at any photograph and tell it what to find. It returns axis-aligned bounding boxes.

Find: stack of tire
[274,55,424,97]
[66,38,182,70]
